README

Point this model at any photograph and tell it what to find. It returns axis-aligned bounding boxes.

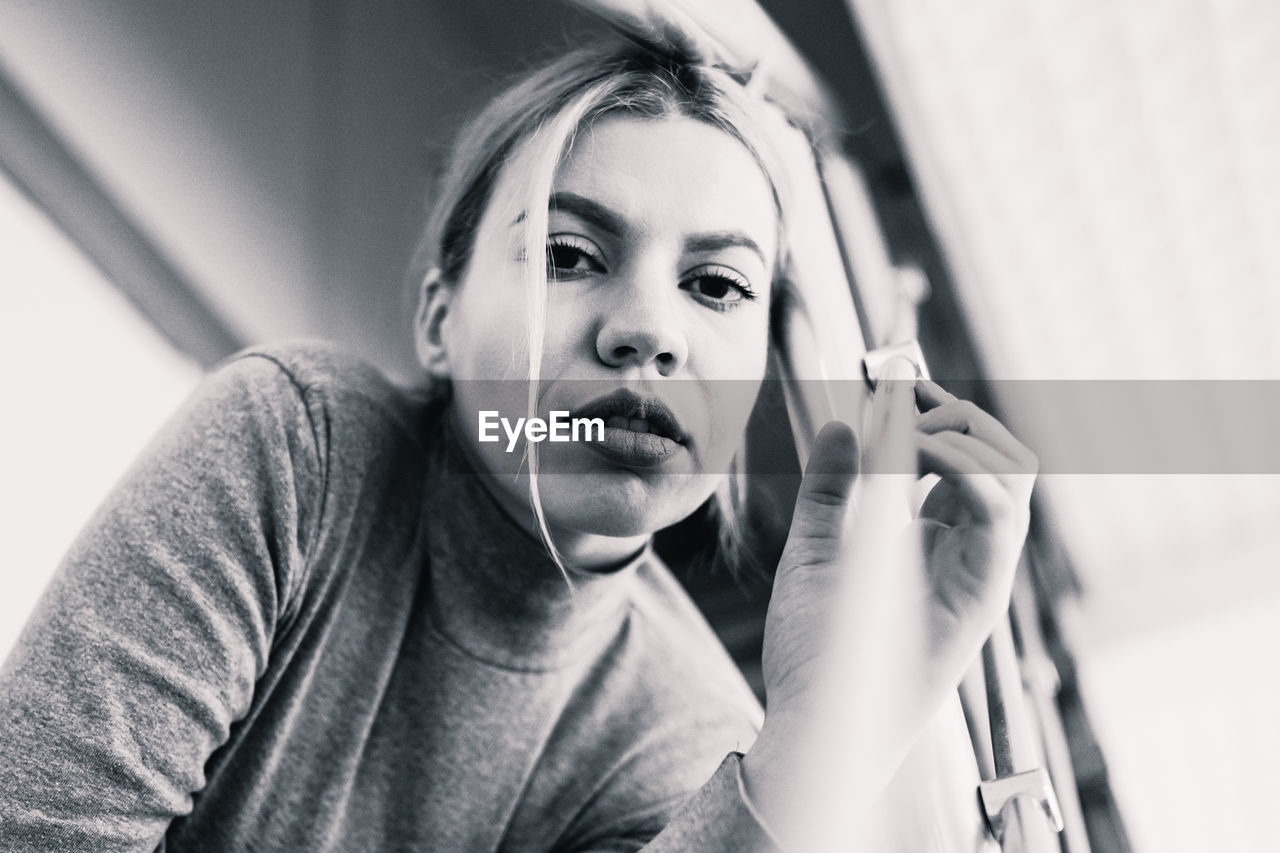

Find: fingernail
[880,356,917,394]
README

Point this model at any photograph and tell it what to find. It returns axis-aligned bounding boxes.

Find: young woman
[0,37,1036,852]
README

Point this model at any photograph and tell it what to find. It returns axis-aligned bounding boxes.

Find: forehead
[553,115,779,262]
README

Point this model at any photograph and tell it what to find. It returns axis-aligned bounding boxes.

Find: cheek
[442,275,532,478]
[448,284,528,381]
[699,377,763,470]
[693,320,770,468]
[447,273,592,383]
[696,311,771,383]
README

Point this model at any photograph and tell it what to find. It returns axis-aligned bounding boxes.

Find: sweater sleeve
[558,752,783,853]
[0,353,321,852]
[636,753,785,853]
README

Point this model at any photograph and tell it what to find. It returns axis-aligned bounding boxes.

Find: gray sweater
[0,344,779,852]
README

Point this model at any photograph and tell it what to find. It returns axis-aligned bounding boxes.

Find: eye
[681,265,758,312]
[546,234,605,280]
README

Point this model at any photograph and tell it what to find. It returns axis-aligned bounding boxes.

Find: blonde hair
[415,39,797,578]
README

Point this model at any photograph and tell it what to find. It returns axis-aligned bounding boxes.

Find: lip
[572,389,689,469]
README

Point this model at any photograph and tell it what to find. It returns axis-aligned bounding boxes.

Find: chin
[536,472,703,539]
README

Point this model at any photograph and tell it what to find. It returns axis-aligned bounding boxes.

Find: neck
[471,470,650,571]
[423,414,648,670]
[444,411,650,572]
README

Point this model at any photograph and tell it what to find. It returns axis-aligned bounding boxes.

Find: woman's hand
[912,377,1038,680]
[742,363,1037,849]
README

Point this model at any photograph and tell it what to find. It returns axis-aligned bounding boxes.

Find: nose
[595,284,689,376]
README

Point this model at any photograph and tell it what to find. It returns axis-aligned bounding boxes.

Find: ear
[413,269,453,379]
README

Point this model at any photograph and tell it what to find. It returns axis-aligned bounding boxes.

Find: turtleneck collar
[422,411,646,671]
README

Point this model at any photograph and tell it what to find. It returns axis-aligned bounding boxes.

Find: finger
[915,384,1038,474]
[916,400,1007,447]
[917,478,964,527]
[913,377,957,413]
[919,433,1034,545]
[786,420,859,548]
[917,433,1014,527]
[863,357,919,476]
[903,515,952,556]
[925,430,1038,484]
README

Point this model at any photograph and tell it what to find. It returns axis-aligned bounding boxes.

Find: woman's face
[429,114,779,563]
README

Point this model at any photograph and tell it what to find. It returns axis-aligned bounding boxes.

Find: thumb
[782,420,860,559]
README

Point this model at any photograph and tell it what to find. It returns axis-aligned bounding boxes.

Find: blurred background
[2,2,1277,851]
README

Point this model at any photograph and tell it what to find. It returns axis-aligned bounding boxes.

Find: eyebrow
[547,191,767,266]
[548,192,624,237]
[684,232,767,266]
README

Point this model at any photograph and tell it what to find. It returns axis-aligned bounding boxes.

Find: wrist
[741,704,902,853]
[741,710,823,848]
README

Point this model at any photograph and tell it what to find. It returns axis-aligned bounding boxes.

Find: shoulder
[182,339,441,547]
[203,335,444,510]
[214,340,418,421]
[200,340,436,461]
[219,339,392,393]
[183,341,442,623]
